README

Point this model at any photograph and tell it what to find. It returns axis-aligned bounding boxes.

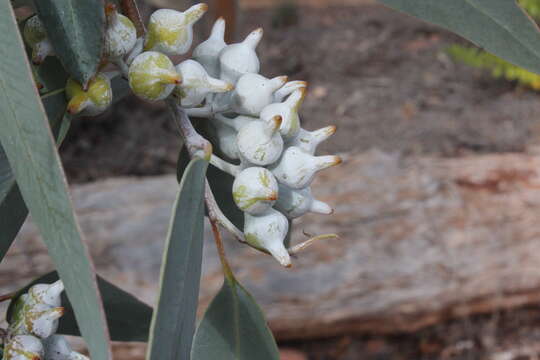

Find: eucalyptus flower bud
[192,17,226,77]
[218,28,263,84]
[275,185,332,219]
[4,335,44,360]
[237,116,283,166]
[213,121,240,160]
[27,280,64,307]
[12,304,64,339]
[269,146,341,189]
[287,125,336,155]
[214,113,255,131]
[174,59,233,107]
[104,3,137,60]
[23,15,54,65]
[244,208,290,267]
[43,335,90,360]
[273,80,307,103]
[144,4,208,55]
[260,88,306,140]
[66,74,113,116]
[233,167,278,215]
[231,73,287,116]
[128,51,181,101]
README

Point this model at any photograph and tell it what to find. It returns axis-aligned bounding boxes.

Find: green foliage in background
[447,0,540,91]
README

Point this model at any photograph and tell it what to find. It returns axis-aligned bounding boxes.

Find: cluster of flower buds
[4,281,89,360]
[183,9,341,267]
[24,2,339,267]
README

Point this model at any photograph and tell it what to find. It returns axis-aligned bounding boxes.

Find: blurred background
[7,0,540,359]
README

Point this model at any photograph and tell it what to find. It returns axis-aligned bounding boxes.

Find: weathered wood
[6,150,540,341]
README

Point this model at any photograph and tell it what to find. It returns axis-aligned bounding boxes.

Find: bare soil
[59,4,540,359]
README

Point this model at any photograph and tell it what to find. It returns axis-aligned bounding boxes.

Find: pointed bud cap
[243,28,263,49]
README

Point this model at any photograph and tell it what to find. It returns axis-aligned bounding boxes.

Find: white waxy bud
[232,73,287,116]
[287,125,336,155]
[23,15,54,65]
[19,304,64,339]
[66,74,113,116]
[273,80,307,103]
[214,113,255,131]
[28,280,64,307]
[213,114,256,160]
[144,4,208,55]
[104,4,137,60]
[260,88,306,140]
[275,185,332,219]
[218,28,263,84]
[43,335,90,360]
[236,117,283,166]
[4,335,44,360]
[174,60,233,107]
[192,17,227,77]
[269,146,341,189]
[233,167,278,215]
[128,51,181,101]
[244,208,290,267]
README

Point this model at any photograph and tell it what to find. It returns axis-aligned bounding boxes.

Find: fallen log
[6,149,540,341]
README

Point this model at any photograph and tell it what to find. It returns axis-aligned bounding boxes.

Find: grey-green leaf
[378,0,540,75]
[34,0,105,87]
[147,157,208,360]
[0,4,110,359]
[7,271,153,343]
[191,277,280,360]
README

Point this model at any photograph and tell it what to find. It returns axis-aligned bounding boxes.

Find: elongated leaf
[0,89,67,262]
[0,4,110,360]
[147,158,208,360]
[378,0,540,75]
[34,0,105,87]
[7,271,153,342]
[191,276,280,360]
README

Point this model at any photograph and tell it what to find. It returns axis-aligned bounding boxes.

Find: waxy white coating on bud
[23,15,54,65]
[237,117,283,166]
[192,17,227,77]
[66,74,113,116]
[175,59,233,107]
[244,208,290,267]
[28,280,64,307]
[218,28,263,84]
[4,335,44,360]
[144,4,208,55]
[287,125,336,155]
[233,167,278,215]
[269,146,342,189]
[213,121,240,160]
[214,113,255,131]
[273,80,307,103]
[232,74,287,116]
[104,4,137,59]
[260,88,306,140]
[275,185,332,219]
[15,304,64,339]
[43,335,90,360]
[128,51,181,101]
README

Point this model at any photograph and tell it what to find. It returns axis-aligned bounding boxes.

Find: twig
[0,292,15,302]
[210,154,241,176]
[210,219,235,281]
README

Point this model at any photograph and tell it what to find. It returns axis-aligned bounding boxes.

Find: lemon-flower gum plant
[9,1,342,358]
